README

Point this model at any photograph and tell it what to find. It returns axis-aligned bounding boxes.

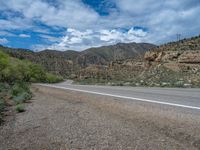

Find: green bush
[13,92,32,104]
[0,83,9,92]
[0,50,64,122]
[15,104,25,113]
[45,73,64,83]
[11,83,32,104]
[1,51,63,84]
[11,82,31,97]
[1,60,30,83]
[0,98,5,112]
[0,51,9,71]
[29,64,46,82]
[0,97,5,124]
[173,81,184,88]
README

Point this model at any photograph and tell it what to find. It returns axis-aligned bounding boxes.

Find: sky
[0,0,200,51]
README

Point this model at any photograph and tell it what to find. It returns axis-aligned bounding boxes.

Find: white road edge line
[39,84,200,110]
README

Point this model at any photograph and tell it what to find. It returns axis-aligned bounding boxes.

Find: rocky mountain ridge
[0,42,155,77]
[76,35,200,87]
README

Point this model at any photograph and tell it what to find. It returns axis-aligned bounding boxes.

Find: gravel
[1,85,200,150]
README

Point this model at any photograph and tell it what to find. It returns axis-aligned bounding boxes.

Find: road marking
[39,84,200,110]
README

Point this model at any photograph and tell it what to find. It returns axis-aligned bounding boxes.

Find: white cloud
[0,31,15,36]
[100,29,123,42]
[38,34,60,42]
[1,0,200,50]
[19,34,31,38]
[0,38,9,44]
[114,0,200,43]
[1,0,99,29]
[0,18,33,30]
[40,28,147,51]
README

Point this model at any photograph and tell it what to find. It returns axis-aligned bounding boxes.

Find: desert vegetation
[75,36,200,87]
[0,50,63,124]
[1,35,200,89]
[0,42,155,77]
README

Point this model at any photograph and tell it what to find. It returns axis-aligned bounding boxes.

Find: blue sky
[0,0,200,51]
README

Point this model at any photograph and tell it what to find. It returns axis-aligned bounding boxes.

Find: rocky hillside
[76,35,200,87]
[0,42,155,77]
[154,35,200,51]
[77,42,155,67]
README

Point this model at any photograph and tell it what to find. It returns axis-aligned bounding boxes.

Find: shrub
[1,51,63,84]
[0,97,5,124]
[0,50,64,122]
[11,82,31,97]
[29,64,46,82]
[0,98,5,112]
[0,51,9,71]
[13,92,32,104]
[15,104,25,113]
[173,81,184,88]
[0,83,9,92]
[11,83,32,105]
[45,73,64,83]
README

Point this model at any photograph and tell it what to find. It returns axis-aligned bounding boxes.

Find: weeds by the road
[0,82,32,123]
[15,104,25,113]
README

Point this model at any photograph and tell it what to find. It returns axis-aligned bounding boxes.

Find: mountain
[76,35,200,87]
[1,35,200,87]
[0,42,155,77]
[76,42,155,67]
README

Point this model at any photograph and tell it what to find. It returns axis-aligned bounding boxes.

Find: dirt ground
[1,85,200,150]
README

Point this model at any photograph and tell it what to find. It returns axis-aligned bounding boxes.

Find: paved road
[40,81,200,111]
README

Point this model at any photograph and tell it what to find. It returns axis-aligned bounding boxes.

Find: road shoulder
[0,85,200,150]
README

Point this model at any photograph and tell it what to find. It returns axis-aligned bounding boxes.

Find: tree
[0,51,9,71]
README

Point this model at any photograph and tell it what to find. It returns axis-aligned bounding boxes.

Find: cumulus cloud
[19,34,31,38]
[0,38,9,44]
[0,0,200,50]
[0,17,33,30]
[115,0,200,43]
[38,34,60,42]
[42,28,147,51]
[0,31,15,36]
[1,0,99,29]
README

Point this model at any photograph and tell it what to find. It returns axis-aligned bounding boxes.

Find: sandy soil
[1,85,200,150]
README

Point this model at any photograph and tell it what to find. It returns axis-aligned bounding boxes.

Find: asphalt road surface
[41,81,200,111]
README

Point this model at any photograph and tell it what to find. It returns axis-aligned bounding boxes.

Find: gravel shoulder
[1,85,200,150]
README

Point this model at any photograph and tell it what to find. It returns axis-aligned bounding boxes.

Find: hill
[77,42,155,67]
[0,42,155,77]
[154,35,200,51]
[76,35,200,87]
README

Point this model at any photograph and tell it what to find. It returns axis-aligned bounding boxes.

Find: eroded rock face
[144,51,180,62]
[145,50,200,64]
[162,51,180,62]
[144,51,158,61]
[145,51,181,62]
[178,51,200,63]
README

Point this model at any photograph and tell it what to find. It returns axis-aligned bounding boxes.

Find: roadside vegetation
[0,50,63,124]
[74,64,200,88]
